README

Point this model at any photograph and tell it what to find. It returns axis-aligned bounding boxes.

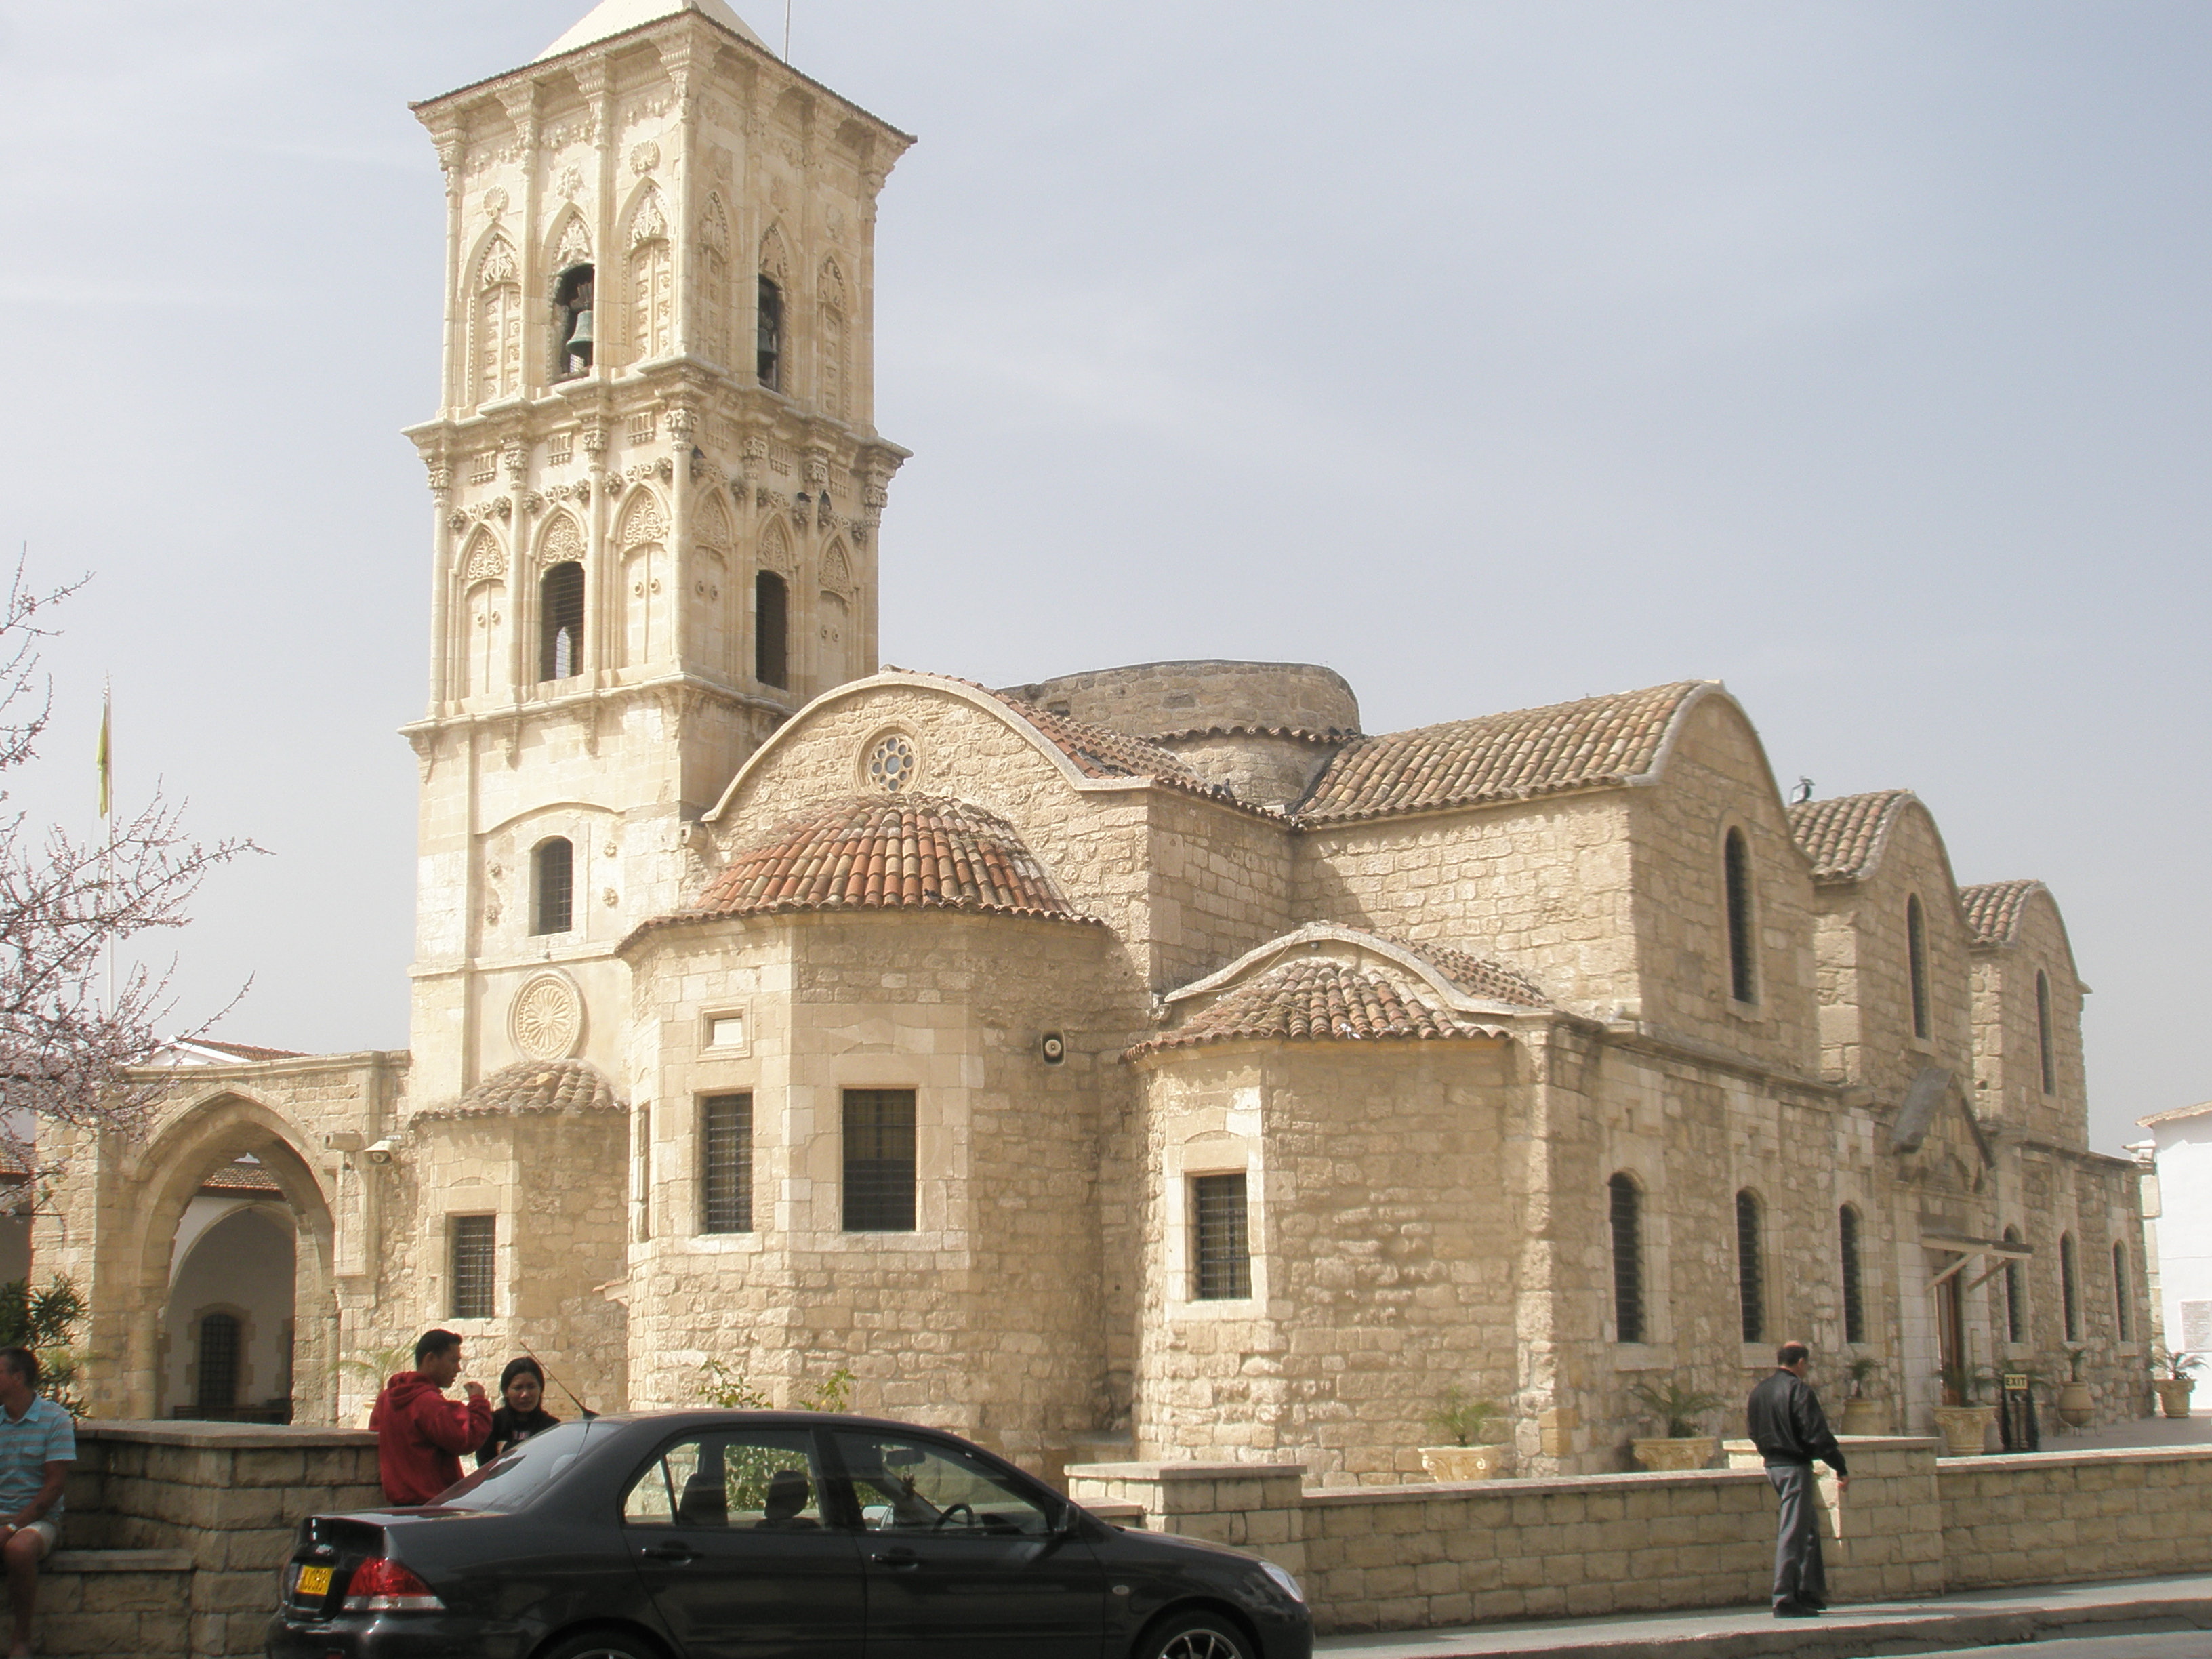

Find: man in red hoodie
[369,1330,492,1506]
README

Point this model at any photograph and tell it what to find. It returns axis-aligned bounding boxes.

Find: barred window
[533,838,573,935]
[1736,1190,1765,1344]
[701,1093,753,1234]
[843,1090,915,1232]
[2114,1244,2131,1341]
[755,571,789,689]
[1907,895,1931,1040]
[451,1214,497,1319]
[2036,970,2056,1094]
[195,1312,240,1414]
[1192,1173,1251,1300]
[1723,829,1756,1003]
[2002,1226,2025,1343]
[1608,1173,1644,1343]
[539,560,585,682]
[1840,1205,1866,1345]
[2060,1231,2080,1343]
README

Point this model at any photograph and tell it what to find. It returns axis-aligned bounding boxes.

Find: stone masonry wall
[1970,888,2089,1150]
[1940,1445,2212,1590]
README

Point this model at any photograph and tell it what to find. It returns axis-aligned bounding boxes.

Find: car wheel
[535,1628,672,1659]
[1136,1609,1255,1659]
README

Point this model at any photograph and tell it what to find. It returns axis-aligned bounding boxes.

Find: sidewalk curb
[1316,1593,2212,1658]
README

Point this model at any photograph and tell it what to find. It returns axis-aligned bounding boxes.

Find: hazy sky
[0,2,2203,1151]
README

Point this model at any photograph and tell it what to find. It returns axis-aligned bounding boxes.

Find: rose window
[865,733,918,793]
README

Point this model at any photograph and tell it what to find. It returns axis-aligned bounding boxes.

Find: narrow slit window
[1608,1173,1644,1343]
[756,275,784,390]
[450,1215,496,1319]
[2036,970,2056,1095]
[2003,1226,2026,1344]
[842,1089,916,1232]
[195,1312,240,1414]
[2113,1244,2131,1341]
[1736,1190,1765,1344]
[1840,1205,1866,1345]
[701,1093,753,1235]
[1192,1172,1252,1300]
[1724,828,1755,1003]
[755,570,789,689]
[539,560,586,682]
[2060,1231,2080,1343]
[1907,895,1931,1039]
[554,263,595,377]
[533,838,574,935]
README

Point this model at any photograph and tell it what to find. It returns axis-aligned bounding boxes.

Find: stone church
[45,0,2150,1484]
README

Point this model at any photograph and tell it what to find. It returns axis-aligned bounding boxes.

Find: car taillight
[340,1557,445,1612]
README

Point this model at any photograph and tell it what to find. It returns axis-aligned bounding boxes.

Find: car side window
[623,1429,830,1530]
[830,1431,1057,1537]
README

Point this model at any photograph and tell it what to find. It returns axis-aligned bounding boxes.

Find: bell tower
[399,0,912,1104]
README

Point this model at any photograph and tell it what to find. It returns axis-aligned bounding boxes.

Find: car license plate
[295,1564,332,1598]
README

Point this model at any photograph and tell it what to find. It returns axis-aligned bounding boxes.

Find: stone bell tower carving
[398,0,912,1105]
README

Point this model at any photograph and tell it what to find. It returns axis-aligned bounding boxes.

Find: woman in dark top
[476,1357,561,1467]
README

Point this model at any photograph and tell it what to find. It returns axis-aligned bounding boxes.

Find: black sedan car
[267,1410,1311,1659]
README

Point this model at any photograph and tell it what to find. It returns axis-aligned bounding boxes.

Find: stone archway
[108,1093,340,1425]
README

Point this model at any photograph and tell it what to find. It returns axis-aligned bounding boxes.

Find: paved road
[1913,1637,2212,1659]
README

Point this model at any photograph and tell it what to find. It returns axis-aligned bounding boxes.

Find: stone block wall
[0,1550,192,1658]
[1940,1445,2212,1591]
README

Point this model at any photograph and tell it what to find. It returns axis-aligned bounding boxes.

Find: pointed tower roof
[539,0,766,62]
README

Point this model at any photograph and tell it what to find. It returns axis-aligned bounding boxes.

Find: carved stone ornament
[558,166,584,201]
[630,141,660,175]
[510,970,586,1061]
[541,514,586,566]
[483,186,509,219]
[619,491,668,548]
[464,535,508,584]
[632,188,669,245]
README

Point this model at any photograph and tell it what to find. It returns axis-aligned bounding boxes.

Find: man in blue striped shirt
[0,1347,74,1659]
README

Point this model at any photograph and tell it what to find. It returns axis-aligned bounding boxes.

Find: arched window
[755,570,789,689]
[2113,1243,2131,1341]
[1723,828,1755,1003]
[533,838,574,936]
[2002,1225,2025,1345]
[539,562,585,682]
[757,274,785,391]
[1607,1174,1643,1343]
[552,262,594,377]
[1906,894,1931,1040]
[1839,1205,1866,1345]
[472,239,523,405]
[2060,1231,2080,1343]
[196,1311,241,1414]
[2036,970,2056,1095]
[1736,1190,1765,1343]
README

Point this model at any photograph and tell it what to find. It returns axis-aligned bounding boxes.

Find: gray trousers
[1765,1462,1827,1609]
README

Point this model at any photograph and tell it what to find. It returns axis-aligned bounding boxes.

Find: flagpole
[98,678,113,1017]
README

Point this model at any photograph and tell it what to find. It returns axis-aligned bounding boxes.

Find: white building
[2140,1102,2212,1356]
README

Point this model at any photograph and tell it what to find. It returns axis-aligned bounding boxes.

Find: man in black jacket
[1746,1340,1850,1617]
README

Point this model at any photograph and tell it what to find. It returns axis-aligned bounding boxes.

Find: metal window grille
[539,562,586,682]
[195,1313,240,1412]
[1192,1174,1251,1301]
[1840,1206,1866,1345]
[701,1093,753,1234]
[1907,895,1931,1039]
[2060,1233,2080,1342]
[2003,1228,2026,1343]
[1736,1191,1765,1343]
[1608,1174,1643,1343]
[2036,971,2056,1094]
[2113,1245,2131,1340]
[451,1215,497,1319]
[1723,830,1755,1002]
[533,839,573,935]
[755,571,788,689]
[842,1090,916,1232]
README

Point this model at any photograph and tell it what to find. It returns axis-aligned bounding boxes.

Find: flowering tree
[0,562,258,1166]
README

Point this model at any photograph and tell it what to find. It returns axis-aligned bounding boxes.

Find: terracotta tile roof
[1132,957,1502,1057]
[1378,936,1551,1008]
[1786,790,1914,882]
[687,795,1089,922]
[420,1059,624,1121]
[198,1159,282,1193]
[1294,682,1713,825]
[1959,880,2044,949]
[1144,724,1356,747]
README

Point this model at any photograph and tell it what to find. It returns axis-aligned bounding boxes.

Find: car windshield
[431,1420,599,1512]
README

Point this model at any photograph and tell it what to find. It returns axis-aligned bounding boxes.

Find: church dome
[687,796,1088,922]
[539,0,766,62]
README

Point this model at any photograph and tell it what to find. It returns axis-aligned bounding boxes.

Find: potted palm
[1628,1379,1726,1471]
[1839,1356,1886,1435]
[2054,1347,2095,1428]
[2150,1348,2201,1419]
[1933,1361,1997,1455]
[1419,1387,1511,1480]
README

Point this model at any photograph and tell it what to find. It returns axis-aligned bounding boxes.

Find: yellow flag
[96,687,110,818]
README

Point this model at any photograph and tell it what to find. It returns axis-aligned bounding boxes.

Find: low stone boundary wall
[1067,1437,2212,1635]
[61,1420,381,1658]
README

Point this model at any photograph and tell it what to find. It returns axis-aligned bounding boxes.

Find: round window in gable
[863,731,920,794]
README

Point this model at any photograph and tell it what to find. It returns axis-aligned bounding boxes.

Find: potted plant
[1932,1361,1998,1456]
[2054,1347,2095,1429]
[2150,1348,2202,1419]
[1419,1387,1511,1480]
[1839,1356,1886,1435]
[1628,1379,1726,1471]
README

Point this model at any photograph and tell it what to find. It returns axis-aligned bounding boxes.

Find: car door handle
[871,1549,922,1570]
[640,1541,696,1563]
